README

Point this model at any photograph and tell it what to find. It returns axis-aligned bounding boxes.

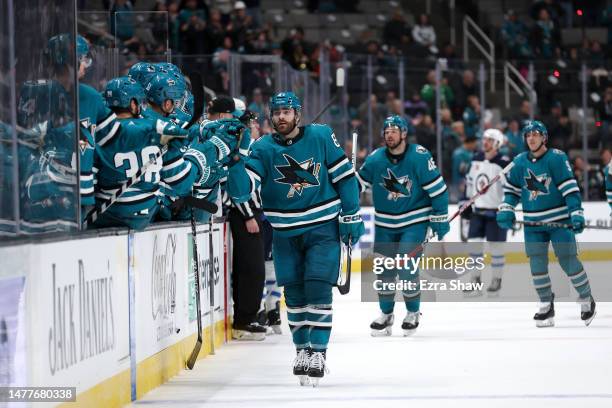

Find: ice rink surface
[133,262,612,408]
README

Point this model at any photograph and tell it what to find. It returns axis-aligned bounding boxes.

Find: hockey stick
[310,67,345,124]
[83,72,205,228]
[208,216,216,355]
[337,129,358,295]
[404,162,516,259]
[186,208,203,369]
[515,220,612,230]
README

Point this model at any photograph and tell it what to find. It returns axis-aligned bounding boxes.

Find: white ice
[132,262,612,408]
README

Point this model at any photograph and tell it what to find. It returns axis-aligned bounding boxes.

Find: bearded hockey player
[464,128,511,294]
[356,115,449,337]
[497,120,596,327]
[229,91,364,386]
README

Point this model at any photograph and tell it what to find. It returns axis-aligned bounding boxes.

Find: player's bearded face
[272,108,297,135]
[526,131,545,152]
[384,127,403,149]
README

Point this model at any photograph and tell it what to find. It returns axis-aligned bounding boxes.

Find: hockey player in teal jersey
[94,77,179,229]
[356,115,449,337]
[229,92,364,386]
[497,120,596,327]
[45,34,119,214]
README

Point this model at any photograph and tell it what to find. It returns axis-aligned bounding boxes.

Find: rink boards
[0,221,231,407]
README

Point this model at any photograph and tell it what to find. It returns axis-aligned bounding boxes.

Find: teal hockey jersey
[502,149,582,228]
[230,124,359,237]
[93,117,178,218]
[357,144,448,230]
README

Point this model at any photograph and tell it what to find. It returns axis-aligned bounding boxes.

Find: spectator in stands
[451,133,478,202]
[601,147,612,168]
[542,100,569,150]
[281,27,309,70]
[151,1,172,53]
[178,0,208,54]
[573,155,605,200]
[504,117,525,158]
[383,8,411,48]
[596,86,612,149]
[110,0,138,50]
[414,114,436,152]
[358,94,387,147]
[421,70,454,116]
[228,1,256,49]
[213,0,234,23]
[500,10,532,60]
[204,8,226,54]
[405,91,429,118]
[530,0,565,28]
[453,69,477,116]
[462,95,481,138]
[586,40,606,69]
[412,14,438,55]
[440,43,464,71]
[531,8,560,59]
[518,100,533,125]
[440,108,460,180]
[247,88,266,125]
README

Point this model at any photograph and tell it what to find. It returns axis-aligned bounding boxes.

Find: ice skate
[232,322,267,341]
[370,312,394,336]
[268,301,282,334]
[293,348,310,386]
[463,276,483,297]
[307,350,329,387]
[401,311,420,336]
[534,294,555,328]
[579,296,596,326]
[487,277,502,293]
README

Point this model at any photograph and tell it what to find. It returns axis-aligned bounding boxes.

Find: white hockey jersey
[465,152,511,210]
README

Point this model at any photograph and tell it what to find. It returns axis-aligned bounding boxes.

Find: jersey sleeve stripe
[558,179,578,190]
[164,162,191,184]
[265,198,341,217]
[503,188,521,197]
[328,157,349,174]
[428,184,447,198]
[97,121,121,147]
[505,179,521,190]
[328,155,348,170]
[561,186,580,196]
[422,175,443,190]
[331,168,354,184]
[163,157,186,171]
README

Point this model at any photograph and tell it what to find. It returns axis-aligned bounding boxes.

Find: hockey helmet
[382,115,409,135]
[46,34,92,68]
[144,73,185,109]
[104,76,146,110]
[482,128,505,148]
[128,62,157,86]
[522,120,548,142]
[269,91,302,114]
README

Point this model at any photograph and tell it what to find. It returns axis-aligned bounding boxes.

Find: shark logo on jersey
[274,154,321,198]
[524,169,551,200]
[380,169,412,201]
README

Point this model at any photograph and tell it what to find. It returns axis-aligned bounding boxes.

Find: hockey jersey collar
[272,126,305,146]
[385,145,408,164]
[528,147,550,163]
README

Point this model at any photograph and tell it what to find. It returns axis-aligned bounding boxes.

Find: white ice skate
[307,351,329,387]
[370,312,394,336]
[534,295,555,328]
[293,348,310,386]
[401,311,421,336]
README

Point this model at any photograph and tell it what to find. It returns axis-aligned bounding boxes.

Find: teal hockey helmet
[46,33,92,68]
[522,120,548,142]
[104,76,145,109]
[144,73,185,108]
[128,62,157,86]
[269,91,302,114]
[382,115,408,134]
[155,62,182,76]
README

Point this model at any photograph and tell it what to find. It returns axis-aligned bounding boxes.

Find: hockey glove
[210,119,249,164]
[496,203,516,230]
[429,214,450,240]
[570,209,585,234]
[339,212,365,246]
